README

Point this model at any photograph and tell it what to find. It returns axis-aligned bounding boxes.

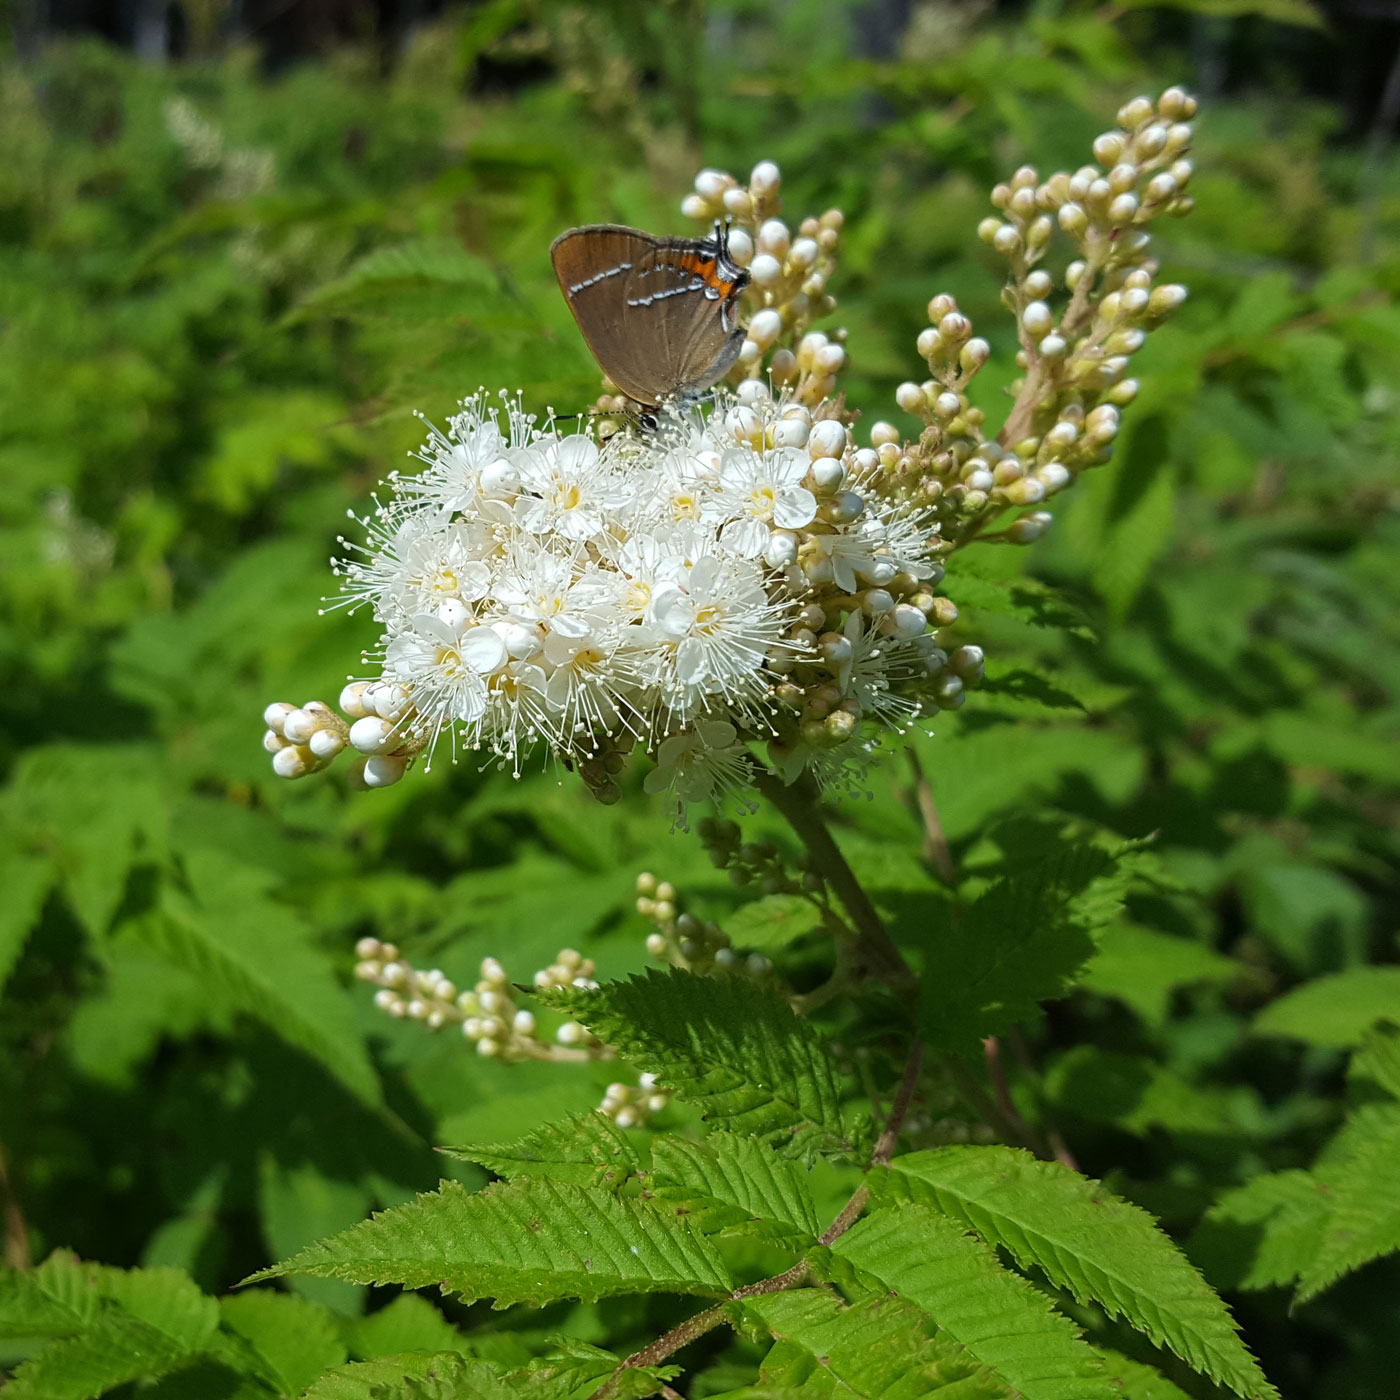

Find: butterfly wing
[551,224,748,409]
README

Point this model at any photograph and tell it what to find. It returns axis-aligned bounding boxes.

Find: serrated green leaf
[1096,1348,1198,1400]
[1295,1116,1400,1304]
[1352,1023,1400,1100]
[741,1287,1008,1398]
[722,895,827,952]
[134,847,383,1113]
[301,1352,513,1400]
[829,1202,1119,1400]
[290,239,503,322]
[876,1147,1278,1400]
[249,1176,731,1307]
[0,849,51,1000]
[918,844,1118,1051]
[649,1133,821,1240]
[1254,968,1400,1047]
[543,970,847,1160]
[0,1310,197,1400]
[442,1111,640,1186]
[345,1293,471,1360]
[220,1290,347,1394]
[1189,1171,1331,1291]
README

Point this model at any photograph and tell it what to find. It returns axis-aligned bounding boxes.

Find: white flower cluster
[265,380,966,809]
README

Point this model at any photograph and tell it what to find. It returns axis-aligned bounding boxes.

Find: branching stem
[751,767,911,985]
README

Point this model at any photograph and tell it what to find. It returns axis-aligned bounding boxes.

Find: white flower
[385,611,507,737]
[715,445,817,557]
[647,554,785,722]
[513,434,623,540]
[644,720,752,804]
[299,385,959,808]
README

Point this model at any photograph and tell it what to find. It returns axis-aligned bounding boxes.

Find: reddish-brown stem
[905,749,956,886]
[752,767,911,986]
[0,1139,31,1270]
[591,1041,925,1398]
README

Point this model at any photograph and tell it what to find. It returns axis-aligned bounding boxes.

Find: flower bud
[363,754,407,787]
[808,419,847,458]
[749,159,781,194]
[1093,131,1126,166]
[959,340,991,376]
[1021,301,1053,338]
[749,253,782,287]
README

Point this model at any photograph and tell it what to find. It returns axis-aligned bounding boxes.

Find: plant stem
[904,748,955,885]
[751,767,911,985]
[0,1139,31,1270]
[591,1041,925,1398]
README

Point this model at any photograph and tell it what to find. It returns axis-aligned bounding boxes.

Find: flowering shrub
[4,14,1400,1400]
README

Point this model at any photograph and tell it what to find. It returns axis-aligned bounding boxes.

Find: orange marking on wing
[676,251,740,294]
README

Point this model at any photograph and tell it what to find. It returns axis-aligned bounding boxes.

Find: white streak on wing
[568,261,632,293]
[627,277,706,308]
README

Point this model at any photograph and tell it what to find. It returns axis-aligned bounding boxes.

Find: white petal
[720,517,768,558]
[773,486,817,529]
[458,626,508,672]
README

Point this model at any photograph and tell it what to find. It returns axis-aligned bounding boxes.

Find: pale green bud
[1058,202,1088,235]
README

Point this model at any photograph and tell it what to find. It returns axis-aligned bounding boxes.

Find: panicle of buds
[353,938,607,1060]
[635,870,772,977]
[599,1072,671,1130]
[682,161,846,405]
[876,86,1195,550]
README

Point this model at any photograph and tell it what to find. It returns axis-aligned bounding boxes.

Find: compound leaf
[876,1147,1278,1400]
[544,969,847,1159]
[248,1176,732,1308]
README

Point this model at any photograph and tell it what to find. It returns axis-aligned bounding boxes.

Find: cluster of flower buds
[263,682,430,788]
[635,871,772,977]
[682,162,846,404]
[599,1072,671,1130]
[876,87,1195,549]
[352,939,608,1061]
[262,701,349,781]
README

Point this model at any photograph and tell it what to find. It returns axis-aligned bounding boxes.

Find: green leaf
[1253,968,1400,1047]
[1081,924,1242,1025]
[0,849,52,1000]
[301,1353,513,1400]
[1113,0,1323,27]
[441,1111,640,1186]
[740,1286,1008,1397]
[649,1133,821,1240]
[220,1290,348,1394]
[1352,1023,1400,1100]
[1096,1348,1198,1400]
[1092,459,1176,622]
[544,969,848,1159]
[0,1311,198,1400]
[1189,1172,1331,1291]
[1,744,170,939]
[249,1176,732,1307]
[1044,1048,1240,1137]
[134,847,383,1112]
[876,1147,1278,1400]
[291,239,504,322]
[345,1293,471,1360]
[722,895,827,952]
[918,844,1118,1051]
[0,1259,220,1400]
[829,1202,1119,1400]
[1295,1115,1400,1304]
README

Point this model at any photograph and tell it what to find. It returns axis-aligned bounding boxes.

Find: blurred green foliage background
[1,0,1398,1394]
